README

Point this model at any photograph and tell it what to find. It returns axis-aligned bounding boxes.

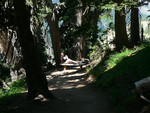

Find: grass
[88,44,150,113]
[0,78,26,113]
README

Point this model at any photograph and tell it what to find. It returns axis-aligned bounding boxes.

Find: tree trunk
[3,30,14,63]
[91,8,99,45]
[13,0,55,100]
[141,27,144,43]
[81,35,86,58]
[46,0,61,66]
[115,7,129,51]
[131,5,140,46]
[75,1,83,60]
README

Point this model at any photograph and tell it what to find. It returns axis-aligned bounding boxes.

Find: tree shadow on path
[10,67,114,113]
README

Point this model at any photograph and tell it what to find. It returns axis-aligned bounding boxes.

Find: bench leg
[64,65,67,70]
[80,65,83,69]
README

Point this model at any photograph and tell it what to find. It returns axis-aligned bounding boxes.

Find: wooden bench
[60,62,86,70]
[135,76,150,103]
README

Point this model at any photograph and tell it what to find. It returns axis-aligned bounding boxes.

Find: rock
[10,69,18,82]
[10,67,26,82]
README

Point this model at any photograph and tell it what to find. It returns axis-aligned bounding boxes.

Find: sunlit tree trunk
[46,0,61,66]
[13,0,55,100]
[75,1,83,60]
[75,0,88,59]
[131,5,140,46]
[115,7,129,51]
[47,14,61,66]
[3,30,14,63]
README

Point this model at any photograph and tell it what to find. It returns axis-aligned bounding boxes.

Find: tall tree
[60,0,91,60]
[115,8,129,51]
[13,0,55,99]
[75,0,83,59]
[131,2,140,46]
[46,0,61,66]
[113,0,129,51]
[59,0,81,60]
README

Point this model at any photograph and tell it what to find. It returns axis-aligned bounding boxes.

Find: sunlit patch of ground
[46,67,87,90]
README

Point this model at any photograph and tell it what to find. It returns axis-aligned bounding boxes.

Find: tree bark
[3,30,14,63]
[141,27,144,43]
[46,0,61,66]
[13,0,55,100]
[75,0,86,60]
[115,7,129,51]
[131,5,140,46]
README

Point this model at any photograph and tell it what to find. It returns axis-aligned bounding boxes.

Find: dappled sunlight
[50,69,77,76]
[8,67,113,113]
[47,68,87,90]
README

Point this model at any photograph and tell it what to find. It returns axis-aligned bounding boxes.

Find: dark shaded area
[0,63,10,87]
[95,45,150,113]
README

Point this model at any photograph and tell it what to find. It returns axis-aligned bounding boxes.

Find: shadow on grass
[92,45,150,113]
[99,45,150,87]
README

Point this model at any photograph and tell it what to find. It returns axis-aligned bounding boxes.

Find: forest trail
[11,67,114,113]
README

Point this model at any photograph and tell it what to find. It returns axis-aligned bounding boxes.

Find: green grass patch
[0,78,26,113]
[88,44,150,113]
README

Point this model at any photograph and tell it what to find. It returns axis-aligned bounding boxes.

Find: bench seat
[60,62,86,70]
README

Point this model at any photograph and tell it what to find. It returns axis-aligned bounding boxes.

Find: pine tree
[13,0,55,100]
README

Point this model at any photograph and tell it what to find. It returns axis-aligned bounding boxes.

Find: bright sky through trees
[52,0,59,4]
[52,0,150,15]
[140,3,150,16]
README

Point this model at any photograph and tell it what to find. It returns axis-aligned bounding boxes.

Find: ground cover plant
[0,78,26,113]
[88,43,150,113]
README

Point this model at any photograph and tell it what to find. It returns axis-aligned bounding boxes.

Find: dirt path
[12,67,114,113]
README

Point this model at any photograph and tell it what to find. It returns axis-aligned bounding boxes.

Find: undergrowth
[88,44,150,113]
[0,78,26,113]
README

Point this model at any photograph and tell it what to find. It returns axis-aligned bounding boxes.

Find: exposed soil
[10,66,114,113]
